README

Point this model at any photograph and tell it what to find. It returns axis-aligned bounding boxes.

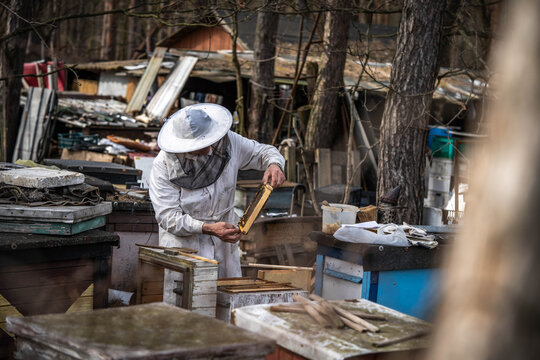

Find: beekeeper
[149,103,285,303]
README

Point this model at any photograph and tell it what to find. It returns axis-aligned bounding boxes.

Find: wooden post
[283,146,297,183]
[315,148,332,188]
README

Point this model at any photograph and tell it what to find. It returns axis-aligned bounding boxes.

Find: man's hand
[262,164,286,188]
[202,222,242,243]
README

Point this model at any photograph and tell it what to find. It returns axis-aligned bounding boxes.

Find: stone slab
[7,302,275,359]
[0,167,84,188]
[0,202,112,223]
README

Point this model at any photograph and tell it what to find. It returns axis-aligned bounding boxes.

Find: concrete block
[0,168,84,188]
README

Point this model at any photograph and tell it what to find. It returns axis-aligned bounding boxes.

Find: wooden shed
[158,23,249,52]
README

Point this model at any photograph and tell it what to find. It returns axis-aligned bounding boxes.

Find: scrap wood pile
[55,97,148,128]
[272,294,381,333]
[271,295,431,348]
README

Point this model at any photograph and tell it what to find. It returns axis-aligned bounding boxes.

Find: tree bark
[305,0,351,149]
[100,0,117,60]
[427,1,540,359]
[376,0,446,224]
[0,0,31,162]
[247,4,279,143]
[126,0,137,59]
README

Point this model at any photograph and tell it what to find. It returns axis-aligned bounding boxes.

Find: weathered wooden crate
[216,278,308,323]
[7,303,276,359]
[137,247,218,317]
[0,230,118,359]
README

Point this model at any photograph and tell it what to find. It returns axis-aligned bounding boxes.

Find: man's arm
[229,131,286,188]
[262,163,286,188]
[149,155,204,236]
[202,222,242,243]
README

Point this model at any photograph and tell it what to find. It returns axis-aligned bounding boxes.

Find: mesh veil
[170,135,231,190]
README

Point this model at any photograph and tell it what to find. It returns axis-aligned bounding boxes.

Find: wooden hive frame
[238,184,273,235]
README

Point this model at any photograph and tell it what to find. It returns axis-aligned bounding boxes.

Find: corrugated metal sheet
[125,47,167,114]
[12,88,57,162]
[97,72,129,97]
[145,56,198,121]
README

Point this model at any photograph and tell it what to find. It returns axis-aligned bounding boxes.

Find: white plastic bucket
[321,203,359,234]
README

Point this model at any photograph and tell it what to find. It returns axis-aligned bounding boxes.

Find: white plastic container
[321,203,359,234]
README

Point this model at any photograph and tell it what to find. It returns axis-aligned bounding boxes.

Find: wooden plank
[125,47,166,114]
[139,248,217,269]
[92,252,111,310]
[61,149,115,162]
[284,244,296,266]
[191,293,217,308]
[315,148,331,188]
[66,284,94,313]
[0,281,93,308]
[142,280,164,295]
[0,203,112,224]
[192,280,217,296]
[0,263,93,290]
[140,261,164,280]
[65,296,93,314]
[218,278,268,286]
[0,216,106,235]
[219,286,297,294]
[193,268,219,281]
[141,294,163,304]
[0,294,94,317]
[125,77,138,103]
[257,270,312,291]
[0,258,93,274]
[74,79,98,95]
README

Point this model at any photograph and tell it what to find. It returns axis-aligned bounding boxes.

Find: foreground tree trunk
[305,0,351,149]
[0,0,31,162]
[376,0,446,224]
[247,4,279,143]
[427,1,540,359]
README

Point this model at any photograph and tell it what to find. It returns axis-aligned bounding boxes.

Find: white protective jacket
[149,130,285,278]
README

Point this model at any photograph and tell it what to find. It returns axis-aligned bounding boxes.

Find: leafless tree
[376,0,446,224]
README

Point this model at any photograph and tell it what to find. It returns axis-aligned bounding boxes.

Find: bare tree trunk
[247,4,279,143]
[126,0,137,58]
[100,0,117,60]
[427,0,540,358]
[376,0,446,224]
[305,0,351,149]
[0,0,31,162]
[449,0,493,70]
[231,8,245,136]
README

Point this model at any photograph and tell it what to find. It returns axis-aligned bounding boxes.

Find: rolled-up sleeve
[229,131,285,171]
[149,154,204,236]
